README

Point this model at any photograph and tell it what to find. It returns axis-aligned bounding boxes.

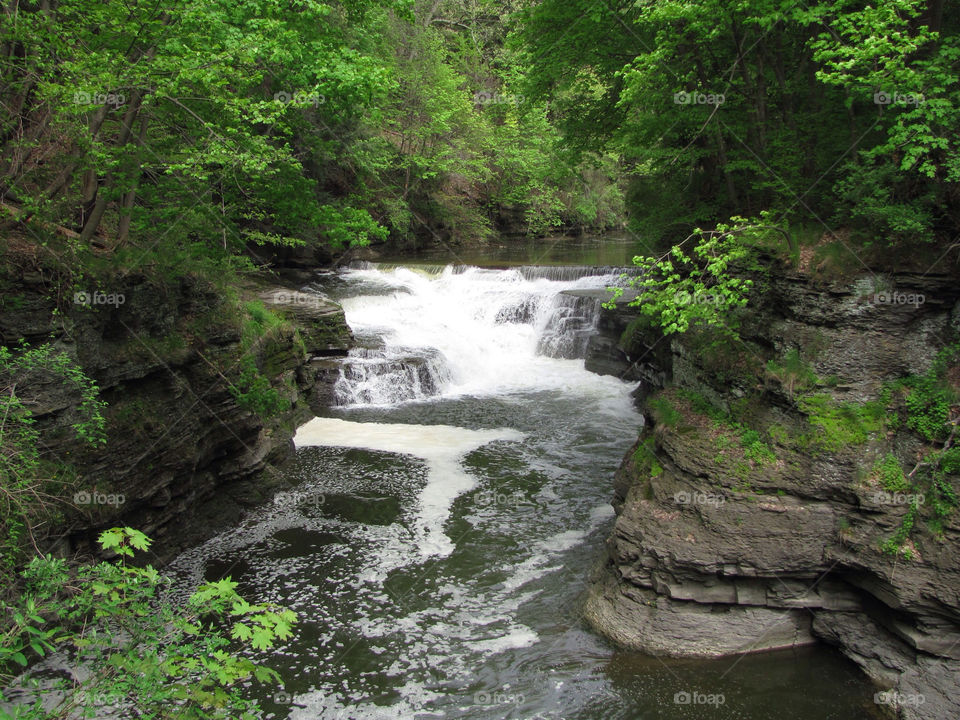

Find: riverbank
[0,254,354,564]
[584,261,960,720]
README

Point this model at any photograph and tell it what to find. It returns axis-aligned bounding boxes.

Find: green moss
[648,395,683,428]
[241,300,287,349]
[766,348,818,394]
[632,436,663,478]
[799,394,886,450]
[677,388,729,423]
[874,453,908,492]
[768,423,790,445]
[880,500,919,557]
[677,389,776,464]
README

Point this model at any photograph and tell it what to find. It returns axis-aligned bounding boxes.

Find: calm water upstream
[168,241,877,719]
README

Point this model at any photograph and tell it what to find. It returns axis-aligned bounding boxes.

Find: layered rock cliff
[585,263,960,720]
[0,263,351,564]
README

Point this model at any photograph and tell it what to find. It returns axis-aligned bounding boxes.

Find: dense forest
[2,0,957,271]
[1,0,959,717]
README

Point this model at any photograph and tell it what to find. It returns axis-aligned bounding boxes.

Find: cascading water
[332,265,618,406]
[163,259,874,720]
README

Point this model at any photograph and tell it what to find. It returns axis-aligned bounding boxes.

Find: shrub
[0,528,294,718]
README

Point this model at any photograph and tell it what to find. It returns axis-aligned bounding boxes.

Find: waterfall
[330,264,626,406]
[334,348,451,406]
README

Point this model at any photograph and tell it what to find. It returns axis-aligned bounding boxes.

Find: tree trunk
[116,115,149,247]
[79,94,143,243]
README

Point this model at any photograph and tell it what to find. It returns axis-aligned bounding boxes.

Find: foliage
[0,0,624,294]
[631,436,663,479]
[229,355,289,419]
[894,342,960,442]
[0,527,294,718]
[739,429,776,465]
[0,343,106,583]
[518,0,960,247]
[606,216,779,339]
[224,301,291,420]
[880,500,920,558]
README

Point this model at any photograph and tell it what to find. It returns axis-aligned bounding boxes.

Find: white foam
[294,417,524,567]
[466,627,540,654]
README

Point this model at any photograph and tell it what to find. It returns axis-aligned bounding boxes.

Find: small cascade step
[536,292,604,359]
[334,347,451,406]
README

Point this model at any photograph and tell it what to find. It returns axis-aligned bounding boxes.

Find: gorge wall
[0,263,351,564]
[585,261,960,720]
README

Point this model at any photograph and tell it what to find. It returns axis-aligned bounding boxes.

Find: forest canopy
[0,0,957,279]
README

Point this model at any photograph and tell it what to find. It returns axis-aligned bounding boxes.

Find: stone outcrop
[585,264,960,720]
[0,269,351,564]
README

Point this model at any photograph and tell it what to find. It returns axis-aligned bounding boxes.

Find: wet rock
[587,266,960,719]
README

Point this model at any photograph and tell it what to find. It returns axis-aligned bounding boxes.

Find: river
[167,239,876,719]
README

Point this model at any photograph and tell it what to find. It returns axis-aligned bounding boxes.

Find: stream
[168,240,876,719]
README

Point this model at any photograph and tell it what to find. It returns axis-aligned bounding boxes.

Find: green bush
[0,343,106,582]
[0,528,294,719]
[631,436,663,478]
[891,341,960,442]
